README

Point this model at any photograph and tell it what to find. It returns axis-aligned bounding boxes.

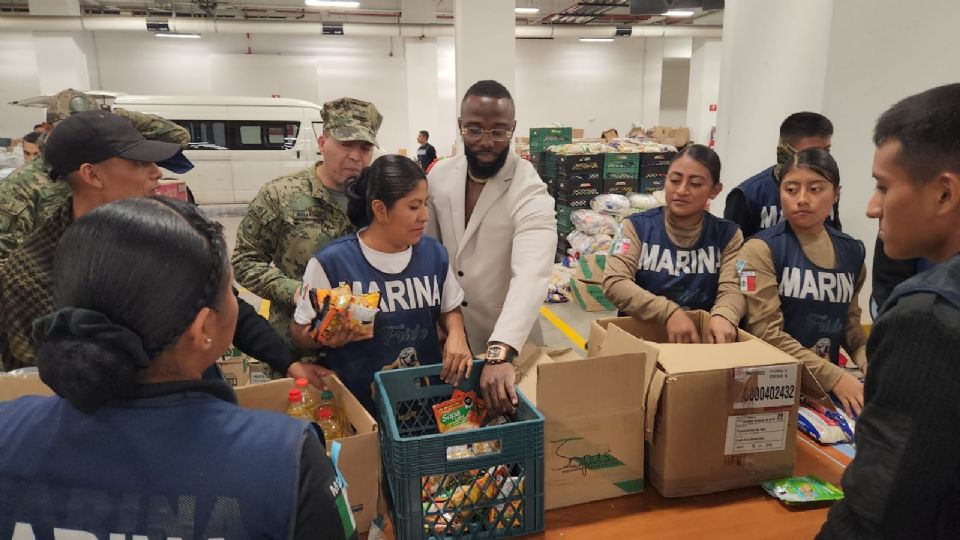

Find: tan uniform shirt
[740,230,868,391]
[603,211,745,326]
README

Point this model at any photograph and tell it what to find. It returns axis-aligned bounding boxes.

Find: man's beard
[465,144,510,179]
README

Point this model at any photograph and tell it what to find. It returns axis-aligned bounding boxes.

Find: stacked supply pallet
[638,151,677,194]
[602,153,640,195]
[553,153,603,260]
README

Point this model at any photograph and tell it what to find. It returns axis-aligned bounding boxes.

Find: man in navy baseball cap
[0,110,182,370]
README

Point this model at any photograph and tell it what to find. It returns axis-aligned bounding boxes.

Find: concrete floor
[205,204,613,355]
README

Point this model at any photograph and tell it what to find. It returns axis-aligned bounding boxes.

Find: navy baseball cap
[45,110,181,180]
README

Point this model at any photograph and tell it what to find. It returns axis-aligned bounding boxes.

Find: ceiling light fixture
[155,32,201,39]
[305,0,360,7]
[662,10,695,17]
[579,38,614,43]
[515,7,540,14]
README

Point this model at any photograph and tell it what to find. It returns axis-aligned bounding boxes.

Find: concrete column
[640,37,664,128]
[685,38,722,148]
[821,0,960,316]
[714,0,834,217]
[405,37,440,157]
[453,0,516,102]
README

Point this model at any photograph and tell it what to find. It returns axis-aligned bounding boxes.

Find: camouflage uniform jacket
[0,198,73,371]
[232,163,355,357]
[0,108,189,260]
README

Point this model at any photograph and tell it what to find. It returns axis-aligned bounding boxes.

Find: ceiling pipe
[0,15,721,38]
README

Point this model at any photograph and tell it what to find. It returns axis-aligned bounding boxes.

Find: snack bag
[310,284,353,342]
[433,394,480,433]
[761,475,844,505]
[348,291,380,336]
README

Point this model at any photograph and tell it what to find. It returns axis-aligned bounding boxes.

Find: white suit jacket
[426,151,558,354]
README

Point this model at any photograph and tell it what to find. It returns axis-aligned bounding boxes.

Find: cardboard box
[0,373,379,532]
[217,356,250,387]
[588,313,800,498]
[0,372,54,401]
[516,338,648,510]
[236,376,380,533]
[247,360,271,384]
[568,276,616,312]
[574,253,606,284]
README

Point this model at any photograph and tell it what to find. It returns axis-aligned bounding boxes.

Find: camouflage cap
[321,97,382,148]
[48,89,99,123]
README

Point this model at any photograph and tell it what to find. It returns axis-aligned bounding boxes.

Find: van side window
[230,121,301,150]
[173,120,300,151]
[174,120,229,150]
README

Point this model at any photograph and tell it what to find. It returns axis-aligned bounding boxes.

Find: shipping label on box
[589,312,800,498]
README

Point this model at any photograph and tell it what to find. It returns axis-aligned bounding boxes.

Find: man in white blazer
[426,80,557,413]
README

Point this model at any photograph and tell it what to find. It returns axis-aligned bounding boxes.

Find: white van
[114,95,324,204]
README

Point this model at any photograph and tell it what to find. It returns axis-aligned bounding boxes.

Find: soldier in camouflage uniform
[232,97,382,372]
[0,89,190,259]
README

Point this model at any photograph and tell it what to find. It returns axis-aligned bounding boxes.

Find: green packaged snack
[761,475,844,505]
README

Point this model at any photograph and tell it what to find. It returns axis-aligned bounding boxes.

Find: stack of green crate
[603,153,640,194]
[529,127,573,154]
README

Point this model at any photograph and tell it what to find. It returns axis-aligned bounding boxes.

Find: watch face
[487,345,506,361]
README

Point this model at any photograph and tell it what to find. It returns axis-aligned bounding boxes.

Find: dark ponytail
[33,196,231,412]
[671,143,722,184]
[779,148,843,231]
[346,154,427,228]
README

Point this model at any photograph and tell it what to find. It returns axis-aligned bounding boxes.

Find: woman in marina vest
[739,149,867,415]
[291,154,472,414]
[0,197,355,539]
[603,144,745,344]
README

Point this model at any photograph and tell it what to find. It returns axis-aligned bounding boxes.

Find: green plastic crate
[556,204,576,231]
[376,362,545,540]
[603,153,641,180]
[529,127,572,153]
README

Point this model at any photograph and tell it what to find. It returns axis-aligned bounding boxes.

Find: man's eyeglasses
[460,127,514,142]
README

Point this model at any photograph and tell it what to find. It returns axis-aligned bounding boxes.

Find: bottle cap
[318,407,334,419]
[320,390,334,400]
[295,378,309,389]
[288,389,302,402]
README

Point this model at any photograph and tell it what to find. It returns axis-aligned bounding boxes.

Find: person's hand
[831,372,864,417]
[287,361,334,389]
[480,362,518,415]
[317,323,371,348]
[666,309,700,343]
[440,331,472,387]
[707,315,738,344]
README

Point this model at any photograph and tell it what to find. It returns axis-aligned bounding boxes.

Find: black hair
[670,143,722,184]
[23,132,41,144]
[874,83,960,184]
[33,123,42,130]
[346,154,427,228]
[35,196,230,412]
[779,112,834,144]
[419,130,429,139]
[462,80,513,103]
[779,148,843,231]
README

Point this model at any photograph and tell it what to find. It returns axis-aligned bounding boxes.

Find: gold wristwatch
[485,342,516,365]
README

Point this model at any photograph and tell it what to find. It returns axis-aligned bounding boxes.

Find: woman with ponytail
[292,154,472,414]
[740,149,868,416]
[0,197,357,539]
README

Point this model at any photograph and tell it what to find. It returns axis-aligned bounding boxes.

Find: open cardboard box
[236,375,380,533]
[589,311,801,498]
[0,372,380,533]
[516,334,649,510]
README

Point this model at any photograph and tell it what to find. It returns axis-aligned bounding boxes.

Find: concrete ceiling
[0,0,723,26]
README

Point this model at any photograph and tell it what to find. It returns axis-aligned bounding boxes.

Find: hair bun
[33,308,149,412]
